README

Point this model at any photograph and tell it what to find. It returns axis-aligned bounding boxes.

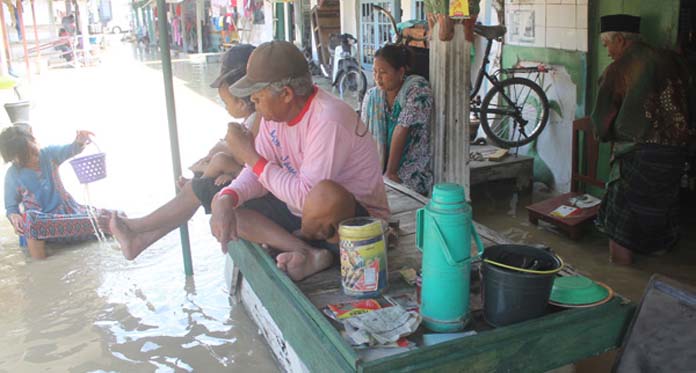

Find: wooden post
[0,3,13,71]
[29,0,40,73]
[429,22,472,199]
[16,0,30,76]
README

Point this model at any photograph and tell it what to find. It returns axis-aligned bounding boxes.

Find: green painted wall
[502,46,588,119]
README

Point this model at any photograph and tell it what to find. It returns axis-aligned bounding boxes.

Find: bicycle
[371,5,551,148]
[471,24,550,148]
[304,33,367,111]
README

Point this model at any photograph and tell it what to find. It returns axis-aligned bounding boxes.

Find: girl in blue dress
[1,125,111,259]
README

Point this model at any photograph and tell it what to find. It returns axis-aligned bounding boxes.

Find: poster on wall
[508,9,535,45]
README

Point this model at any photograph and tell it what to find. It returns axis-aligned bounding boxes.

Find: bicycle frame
[470,38,526,121]
[471,37,499,102]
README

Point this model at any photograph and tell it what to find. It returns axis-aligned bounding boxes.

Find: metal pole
[156,0,193,276]
[29,0,40,73]
[16,0,30,76]
[0,4,13,71]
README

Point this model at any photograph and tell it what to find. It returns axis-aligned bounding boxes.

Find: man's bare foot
[177,176,190,190]
[276,249,333,281]
[110,215,147,260]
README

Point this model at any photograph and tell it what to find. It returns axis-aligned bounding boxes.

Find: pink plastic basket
[70,152,106,184]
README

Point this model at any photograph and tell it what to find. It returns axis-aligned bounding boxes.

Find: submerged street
[0,40,278,372]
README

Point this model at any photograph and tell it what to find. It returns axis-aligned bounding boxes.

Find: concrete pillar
[77,0,90,66]
[293,0,303,46]
[47,0,56,37]
[195,0,202,53]
[147,6,155,46]
[430,23,472,199]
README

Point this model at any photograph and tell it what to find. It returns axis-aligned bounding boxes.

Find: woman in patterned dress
[361,44,434,196]
[1,125,110,259]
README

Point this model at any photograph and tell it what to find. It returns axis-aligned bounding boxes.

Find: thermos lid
[431,183,466,204]
[427,183,470,213]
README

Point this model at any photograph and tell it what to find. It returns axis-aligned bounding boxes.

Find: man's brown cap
[229,40,310,97]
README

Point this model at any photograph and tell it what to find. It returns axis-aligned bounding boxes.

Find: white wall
[339,0,357,36]
[402,1,413,20]
[502,0,589,192]
[505,0,588,52]
[236,1,273,45]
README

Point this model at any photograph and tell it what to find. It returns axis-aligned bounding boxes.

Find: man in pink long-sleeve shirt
[210,41,390,281]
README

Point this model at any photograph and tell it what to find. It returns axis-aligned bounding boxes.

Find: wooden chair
[526,117,605,240]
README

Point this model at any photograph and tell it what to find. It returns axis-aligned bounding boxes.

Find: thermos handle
[416,209,424,252]
[431,217,468,267]
[471,221,485,258]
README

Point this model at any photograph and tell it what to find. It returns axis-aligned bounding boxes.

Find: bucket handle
[483,254,565,275]
[79,140,102,154]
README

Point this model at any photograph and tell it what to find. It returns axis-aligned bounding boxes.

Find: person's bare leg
[609,240,633,265]
[27,239,46,259]
[125,182,201,233]
[110,182,200,259]
[202,152,242,178]
[235,208,333,281]
[300,180,359,243]
[177,176,190,190]
[110,215,174,260]
[276,180,360,280]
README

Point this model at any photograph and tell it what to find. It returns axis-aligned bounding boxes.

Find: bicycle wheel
[336,67,368,111]
[479,77,549,148]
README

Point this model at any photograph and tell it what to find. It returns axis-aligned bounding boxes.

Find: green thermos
[416,183,484,332]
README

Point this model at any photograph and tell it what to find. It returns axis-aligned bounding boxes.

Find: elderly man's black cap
[210,44,256,89]
[600,14,641,34]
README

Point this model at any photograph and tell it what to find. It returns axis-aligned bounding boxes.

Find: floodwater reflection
[0,39,277,372]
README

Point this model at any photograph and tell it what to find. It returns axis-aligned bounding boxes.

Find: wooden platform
[226,181,634,372]
[470,145,534,191]
[527,192,601,240]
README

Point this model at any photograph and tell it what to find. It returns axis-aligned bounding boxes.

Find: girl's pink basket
[70,151,106,184]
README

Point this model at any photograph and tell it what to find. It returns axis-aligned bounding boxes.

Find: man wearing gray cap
[210,40,390,281]
[592,14,694,265]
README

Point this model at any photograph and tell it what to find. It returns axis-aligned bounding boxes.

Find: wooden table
[226,182,633,372]
[470,145,534,191]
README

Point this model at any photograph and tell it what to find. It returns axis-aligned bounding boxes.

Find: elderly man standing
[592,14,694,265]
[210,41,390,281]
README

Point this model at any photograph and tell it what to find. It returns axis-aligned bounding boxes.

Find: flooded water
[471,180,696,371]
[0,40,278,372]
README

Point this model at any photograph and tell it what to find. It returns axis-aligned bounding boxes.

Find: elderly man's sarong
[598,144,686,254]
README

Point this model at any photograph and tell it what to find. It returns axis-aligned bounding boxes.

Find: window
[359,1,398,68]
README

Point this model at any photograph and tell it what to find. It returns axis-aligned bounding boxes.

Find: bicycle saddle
[474,24,507,40]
